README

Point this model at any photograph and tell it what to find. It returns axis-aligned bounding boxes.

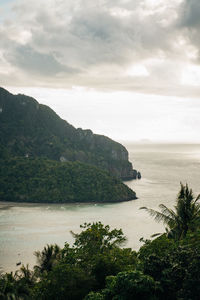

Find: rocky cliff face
[0,87,139,179]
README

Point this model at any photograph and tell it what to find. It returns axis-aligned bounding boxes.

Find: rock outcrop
[0,87,139,179]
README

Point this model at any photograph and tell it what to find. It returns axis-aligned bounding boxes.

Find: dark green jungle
[0,157,135,203]
[0,87,138,203]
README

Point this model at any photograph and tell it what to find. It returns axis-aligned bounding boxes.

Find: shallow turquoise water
[1,143,200,272]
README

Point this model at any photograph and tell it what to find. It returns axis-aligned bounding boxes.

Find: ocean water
[1,143,200,272]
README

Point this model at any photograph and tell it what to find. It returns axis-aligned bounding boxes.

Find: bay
[1,143,200,272]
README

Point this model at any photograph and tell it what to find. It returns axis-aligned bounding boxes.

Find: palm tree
[34,244,61,274]
[0,273,18,300]
[140,183,200,240]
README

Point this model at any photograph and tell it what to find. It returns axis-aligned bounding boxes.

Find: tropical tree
[85,270,161,300]
[0,271,30,300]
[34,244,61,274]
[0,272,17,300]
[140,183,200,240]
[71,222,127,255]
[32,223,136,299]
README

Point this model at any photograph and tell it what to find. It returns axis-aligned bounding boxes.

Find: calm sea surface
[1,143,200,272]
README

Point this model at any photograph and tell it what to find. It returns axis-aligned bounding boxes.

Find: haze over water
[1,143,200,272]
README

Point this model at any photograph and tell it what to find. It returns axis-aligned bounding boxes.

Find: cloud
[5,45,79,76]
[0,0,200,96]
[178,0,200,62]
[179,0,200,28]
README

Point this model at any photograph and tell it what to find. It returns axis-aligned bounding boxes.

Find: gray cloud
[180,0,200,28]
[178,0,200,61]
[5,45,78,76]
[0,0,200,96]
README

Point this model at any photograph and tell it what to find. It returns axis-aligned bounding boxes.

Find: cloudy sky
[1,0,200,142]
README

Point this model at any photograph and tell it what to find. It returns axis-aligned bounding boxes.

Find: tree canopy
[0,157,136,203]
[1,185,200,299]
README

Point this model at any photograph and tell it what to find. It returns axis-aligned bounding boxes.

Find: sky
[1,0,200,142]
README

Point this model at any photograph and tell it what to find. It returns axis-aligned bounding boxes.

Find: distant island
[0,87,138,203]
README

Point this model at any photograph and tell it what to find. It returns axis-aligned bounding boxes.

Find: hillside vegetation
[0,87,138,179]
[0,157,136,203]
[1,185,200,299]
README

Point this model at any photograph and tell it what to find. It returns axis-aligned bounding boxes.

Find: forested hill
[0,157,136,203]
[0,87,138,179]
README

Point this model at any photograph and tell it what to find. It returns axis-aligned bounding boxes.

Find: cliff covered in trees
[0,87,138,203]
[0,157,136,203]
[0,87,138,180]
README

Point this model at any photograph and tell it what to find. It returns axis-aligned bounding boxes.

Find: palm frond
[194,194,200,203]
[150,232,162,238]
[140,206,172,225]
[140,184,200,240]
[159,204,177,219]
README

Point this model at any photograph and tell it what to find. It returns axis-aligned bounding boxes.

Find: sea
[1,143,200,272]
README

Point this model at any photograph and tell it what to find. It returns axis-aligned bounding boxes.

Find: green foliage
[0,157,136,203]
[1,184,200,300]
[85,270,161,300]
[0,265,35,300]
[67,222,137,289]
[32,264,93,300]
[137,185,200,299]
[1,220,200,300]
[91,247,137,289]
[84,292,105,300]
[34,244,61,274]
[30,222,137,299]
[138,234,176,261]
[72,222,126,254]
[137,229,200,300]
[140,183,200,240]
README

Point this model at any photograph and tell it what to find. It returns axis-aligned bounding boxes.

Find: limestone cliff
[0,87,139,179]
